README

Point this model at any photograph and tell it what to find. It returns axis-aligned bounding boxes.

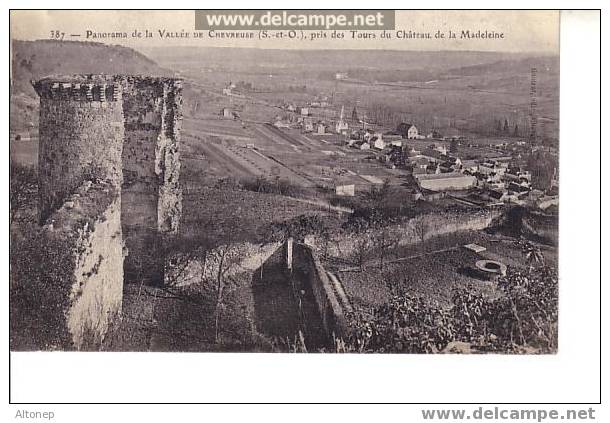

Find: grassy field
[181,186,340,243]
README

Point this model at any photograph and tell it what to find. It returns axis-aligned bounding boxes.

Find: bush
[343,266,558,353]
[9,160,37,226]
[239,176,305,197]
[265,214,335,242]
[10,227,75,350]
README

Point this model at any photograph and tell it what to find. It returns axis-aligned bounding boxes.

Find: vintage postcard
[9,10,560,354]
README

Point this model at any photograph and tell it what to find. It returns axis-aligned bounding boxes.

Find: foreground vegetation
[339,265,557,354]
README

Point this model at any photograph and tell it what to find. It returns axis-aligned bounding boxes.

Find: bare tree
[411,216,430,252]
[375,224,401,271]
[347,218,375,271]
[208,243,241,343]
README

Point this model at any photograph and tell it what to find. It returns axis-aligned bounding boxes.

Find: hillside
[10,40,171,132]
[142,46,535,73]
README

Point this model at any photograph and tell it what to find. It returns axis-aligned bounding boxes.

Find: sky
[10,10,559,53]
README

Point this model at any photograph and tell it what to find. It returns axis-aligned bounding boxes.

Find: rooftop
[414,172,474,181]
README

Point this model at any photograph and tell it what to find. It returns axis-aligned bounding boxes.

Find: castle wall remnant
[289,241,348,340]
[119,76,183,286]
[42,181,124,349]
[30,74,183,348]
[314,209,502,259]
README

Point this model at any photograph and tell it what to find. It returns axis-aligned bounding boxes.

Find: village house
[411,188,447,202]
[439,156,462,173]
[484,189,509,204]
[335,121,349,134]
[412,166,427,176]
[409,156,429,172]
[303,118,314,133]
[472,170,504,189]
[222,81,236,95]
[352,140,371,150]
[439,161,455,173]
[335,175,369,196]
[426,162,441,175]
[461,159,479,173]
[384,145,407,169]
[479,160,508,177]
[350,128,367,141]
[507,182,531,199]
[397,122,419,139]
[371,134,385,150]
[504,166,532,185]
[221,107,240,120]
[273,118,290,128]
[362,129,376,142]
[315,122,326,135]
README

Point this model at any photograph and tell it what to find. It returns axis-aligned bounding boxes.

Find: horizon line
[11,38,559,56]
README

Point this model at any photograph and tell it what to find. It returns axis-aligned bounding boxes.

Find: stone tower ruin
[35,76,125,223]
[32,74,183,348]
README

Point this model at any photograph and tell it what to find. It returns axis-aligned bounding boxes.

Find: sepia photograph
[8,10,563,355]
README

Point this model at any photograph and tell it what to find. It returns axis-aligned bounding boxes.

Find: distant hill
[10,40,170,132]
[142,46,537,72]
[444,56,559,78]
[12,39,170,96]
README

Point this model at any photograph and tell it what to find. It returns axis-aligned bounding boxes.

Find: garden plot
[332,230,551,310]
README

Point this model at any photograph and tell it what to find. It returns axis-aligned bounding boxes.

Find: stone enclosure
[32,74,183,348]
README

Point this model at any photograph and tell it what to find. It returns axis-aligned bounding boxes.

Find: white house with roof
[371,134,385,150]
[397,122,419,139]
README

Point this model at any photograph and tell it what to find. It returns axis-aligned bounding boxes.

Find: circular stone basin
[475,260,507,277]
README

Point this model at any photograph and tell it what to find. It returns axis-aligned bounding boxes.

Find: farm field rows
[182,114,412,192]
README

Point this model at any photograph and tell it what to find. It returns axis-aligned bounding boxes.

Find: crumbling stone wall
[41,181,124,349]
[318,209,502,259]
[120,77,183,286]
[290,242,348,340]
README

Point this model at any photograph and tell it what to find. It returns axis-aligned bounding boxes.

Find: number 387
[49,31,65,40]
